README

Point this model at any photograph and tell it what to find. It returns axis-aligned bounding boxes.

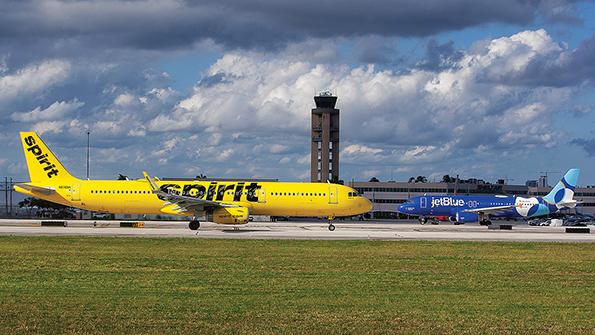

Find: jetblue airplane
[397,169,580,225]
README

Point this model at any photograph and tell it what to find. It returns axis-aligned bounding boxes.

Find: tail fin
[543,169,580,205]
[20,132,77,183]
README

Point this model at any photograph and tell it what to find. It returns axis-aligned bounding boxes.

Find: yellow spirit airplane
[14,132,372,231]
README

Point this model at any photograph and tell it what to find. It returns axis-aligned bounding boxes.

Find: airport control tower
[311,91,340,183]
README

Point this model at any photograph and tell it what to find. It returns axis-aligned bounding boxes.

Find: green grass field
[0,237,593,334]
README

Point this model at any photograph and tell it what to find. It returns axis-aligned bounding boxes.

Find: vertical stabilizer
[543,169,580,205]
[19,132,77,183]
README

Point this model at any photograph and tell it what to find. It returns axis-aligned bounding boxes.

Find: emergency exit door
[258,187,266,203]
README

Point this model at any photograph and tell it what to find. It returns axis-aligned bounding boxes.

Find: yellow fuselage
[16,179,372,218]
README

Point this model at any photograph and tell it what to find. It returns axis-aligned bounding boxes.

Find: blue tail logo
[543,169,580,205]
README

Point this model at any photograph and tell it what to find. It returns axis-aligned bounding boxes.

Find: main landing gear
[419,217,428,225]
[327,216,336,231]
[478,213,491,226]
[479,220,492,226]
[189,220,200,230]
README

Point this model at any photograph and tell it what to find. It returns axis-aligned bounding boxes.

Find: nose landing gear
[327,216,336,231]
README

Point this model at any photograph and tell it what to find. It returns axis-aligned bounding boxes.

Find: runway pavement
[0,219,593,242]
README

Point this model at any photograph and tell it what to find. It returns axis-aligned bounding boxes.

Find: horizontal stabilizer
[558,200,580,208]
[14,183,56,195]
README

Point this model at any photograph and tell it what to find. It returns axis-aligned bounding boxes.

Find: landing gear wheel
[479,220,492,226]
[328,224,336,231]
[189,220,200,230]
[419,218,427,225]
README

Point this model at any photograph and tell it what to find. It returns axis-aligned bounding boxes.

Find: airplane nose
[363,197,373,212]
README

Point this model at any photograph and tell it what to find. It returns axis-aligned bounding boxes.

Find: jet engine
[208,207,249,224]
[455,212,478,223]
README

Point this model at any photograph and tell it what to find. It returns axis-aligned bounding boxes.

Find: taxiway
[0,219,592,242]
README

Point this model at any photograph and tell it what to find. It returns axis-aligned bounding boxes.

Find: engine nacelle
[455,212,478,223]
[208,207,249,225]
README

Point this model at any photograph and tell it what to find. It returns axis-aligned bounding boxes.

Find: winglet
[143,171,159,192]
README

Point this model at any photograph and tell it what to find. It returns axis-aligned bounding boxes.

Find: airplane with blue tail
[397,169,580,225]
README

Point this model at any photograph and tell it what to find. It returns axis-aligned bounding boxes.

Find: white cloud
[31,120,68,135]
[114,93,137,106]
[11,99,84,122]
[2,29,585,183]
[215,148,234,162]
[270,144,289,154]
[342,144,383,155]
[0,60,70,103]
[146,29,569,158]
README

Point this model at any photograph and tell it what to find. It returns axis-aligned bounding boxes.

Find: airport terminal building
[350,180,595,218]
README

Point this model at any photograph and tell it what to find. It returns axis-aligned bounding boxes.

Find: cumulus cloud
[31,120,69,135]
[11,99,84,122]
[477,30,595,87]
[148,29,574,160]
[2,24,593,182]
[0,60,70,104]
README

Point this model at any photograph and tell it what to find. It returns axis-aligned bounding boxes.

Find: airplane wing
[14,183,56,195]
[143,171,238,214]
[463,204,519,214]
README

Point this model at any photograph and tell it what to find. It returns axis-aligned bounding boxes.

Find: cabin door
[328,186,338,204]
[71,183,81,201]
[420,197,427,209]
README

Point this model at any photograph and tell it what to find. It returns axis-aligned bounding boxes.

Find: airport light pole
[4,177,7,216]
[86,130,90,179]
[9,177,12,217]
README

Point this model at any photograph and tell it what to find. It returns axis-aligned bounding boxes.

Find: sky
[1,0,595,186]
